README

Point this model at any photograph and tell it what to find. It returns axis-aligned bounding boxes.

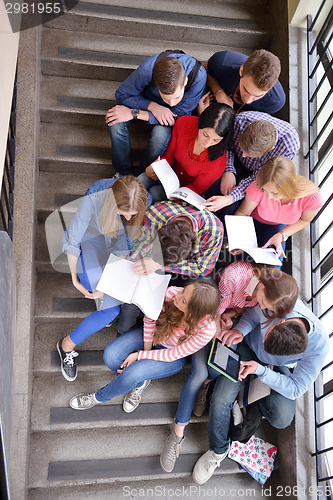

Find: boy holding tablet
[192,300,329,485]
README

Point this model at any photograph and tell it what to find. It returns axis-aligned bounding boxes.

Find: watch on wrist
[279,230,288,241]
[132,108,139,120]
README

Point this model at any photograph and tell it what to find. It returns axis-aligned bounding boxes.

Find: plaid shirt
[225,111,300,202]
[129,200,223,276]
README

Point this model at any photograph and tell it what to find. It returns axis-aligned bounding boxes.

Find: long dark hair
[198,102,235,161]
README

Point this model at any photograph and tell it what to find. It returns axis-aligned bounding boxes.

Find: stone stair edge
[41,18,272,53]
[43,3,266,30]
[64,0,265,19]
[27,469,254,500]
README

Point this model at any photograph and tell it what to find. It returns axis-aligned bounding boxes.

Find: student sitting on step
[115,199,224,336]
[105,50,207,176]
[204,49,285,115]
[57,175,151,383]
[233,156,323,265]
[202,110,300,221]
[138,101,235,202]
[159,262,299,473]
[68,282,220,413]
[192,298,329,486]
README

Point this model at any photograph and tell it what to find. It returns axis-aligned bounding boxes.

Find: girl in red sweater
[139,102,235,201]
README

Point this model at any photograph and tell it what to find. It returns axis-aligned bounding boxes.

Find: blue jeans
[175,343,211,425]
[207,341,296,454]
[109,121,172,176]
[138,172,167,203]
[95,327,187,402]
[70,233,121,345]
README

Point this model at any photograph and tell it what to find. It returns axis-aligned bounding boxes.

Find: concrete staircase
[25,1,288,498]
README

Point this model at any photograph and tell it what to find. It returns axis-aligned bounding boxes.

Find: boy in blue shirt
[204,49,285,115]
[192,299,329,485]
[106,51,206,176]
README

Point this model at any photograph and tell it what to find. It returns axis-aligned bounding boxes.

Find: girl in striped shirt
[160,262,298,473]
[69,281,221,413]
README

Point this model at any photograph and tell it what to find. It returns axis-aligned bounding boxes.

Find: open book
[152,158,206,211]
[96,254,171,320]
[225,215,281,266]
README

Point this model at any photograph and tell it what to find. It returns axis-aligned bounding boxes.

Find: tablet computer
[208,338,240,383]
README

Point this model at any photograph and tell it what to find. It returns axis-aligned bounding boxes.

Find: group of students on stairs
[55,47,328,485]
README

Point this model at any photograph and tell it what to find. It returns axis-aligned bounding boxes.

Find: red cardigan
[162,115,226,194]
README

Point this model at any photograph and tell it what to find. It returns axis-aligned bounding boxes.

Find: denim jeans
[175,342,211,425]
[95,327,187,402]
[70,232,121,345]
[138,172,167,203]
[109,121,172,176]
[208,341,296,454]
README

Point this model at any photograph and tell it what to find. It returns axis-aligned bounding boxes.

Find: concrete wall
[288,0,332,26]
[0,231,16,498]
[10,19,41,500]
[0,3,20,185]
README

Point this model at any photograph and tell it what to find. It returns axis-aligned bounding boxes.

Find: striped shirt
[129,200,223,276]
[218,261,258,315]
[137,287,216,362]
[225,111,300,202]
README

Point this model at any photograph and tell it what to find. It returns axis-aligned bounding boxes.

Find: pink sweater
[137,287,216,362]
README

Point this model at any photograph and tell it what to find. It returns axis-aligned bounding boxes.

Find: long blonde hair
[99,176,147,240]
[153,282,220,346]
[256,156,319,199]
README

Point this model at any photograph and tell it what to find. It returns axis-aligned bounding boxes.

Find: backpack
[146,49,202,93]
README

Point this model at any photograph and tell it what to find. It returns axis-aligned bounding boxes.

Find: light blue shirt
[235,299,329,400]
[62,177,152,258]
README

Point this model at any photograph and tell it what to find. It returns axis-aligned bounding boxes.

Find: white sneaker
[192,444,231,485]
[122,380,151,413]
[69,393,99,410]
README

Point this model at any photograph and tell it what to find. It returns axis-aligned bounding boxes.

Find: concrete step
[39,157,113,176]
[30,370,194,431]
[40,75,118,127]
[39,121,149,172]
[42,2,272,50]
[35,271,98,321]
[55,0,270,22]
[33,321,116,373]
[36,219,68,274]
[29,423,238,488]
[26,0,282,498]
[40,26,260,81]
[37,171,103,212]
[28,472,266,500]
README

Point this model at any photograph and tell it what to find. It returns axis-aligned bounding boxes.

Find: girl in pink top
[68,282,220,413]
[235,156,322,261]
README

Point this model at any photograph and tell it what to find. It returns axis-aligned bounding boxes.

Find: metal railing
[307,1,333,497]
[0,66,17,240]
